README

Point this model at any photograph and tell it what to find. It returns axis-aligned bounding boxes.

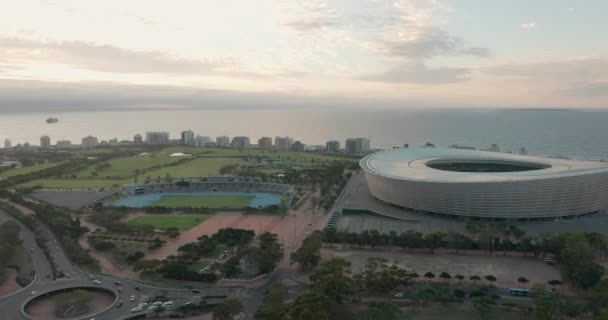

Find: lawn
[19,178,130,189]
[152,194,255,208]
[0,162,63,178]
[142,157,241,179]
[74,154,184,179]
[126,214,209,230]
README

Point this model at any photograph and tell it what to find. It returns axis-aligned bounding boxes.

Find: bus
[509,288,530,296]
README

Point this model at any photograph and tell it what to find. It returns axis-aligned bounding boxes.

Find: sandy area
[0,268,21,298]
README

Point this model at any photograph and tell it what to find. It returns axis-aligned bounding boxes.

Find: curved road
[0,208,238,320]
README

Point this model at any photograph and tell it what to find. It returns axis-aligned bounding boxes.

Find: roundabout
[22,286,117,320]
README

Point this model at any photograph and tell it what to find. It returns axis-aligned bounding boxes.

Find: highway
[0,208,238,320]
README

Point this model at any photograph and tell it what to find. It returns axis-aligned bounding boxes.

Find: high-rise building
[4,139,11,149]
[519,147,528,155]
[231,136,250,149]
[195,135,211,147]
[109,138,119,146]
[216,136,230,147]
[489,144,500,152]
[258,137,273,149]
[145,131,170,145]
[181,130,195,146]
[345,138,370,155]
[56,140,72,148]
[133,134,143,144]
[81,135,99,148]
[292,140,305,152]
[275,136,293,151]
[40,135,51,149]
[326,140,340,153]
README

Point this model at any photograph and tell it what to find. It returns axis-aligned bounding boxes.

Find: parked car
[129,295,136,302]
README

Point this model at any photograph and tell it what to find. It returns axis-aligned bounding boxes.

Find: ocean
[1,109,607,160]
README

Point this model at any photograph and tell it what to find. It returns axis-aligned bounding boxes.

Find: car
[152,301,163,306]
[116,301,123,308]
[118,287,124,293]
[135,286,141,291]
[130,295,136,302]
[393,292,405,298]
[162,301,173,307]
[88,274,95,280]
[92,279,101,285]
[31,291,38,296]
[185,301,195,306]
[191,289,201,294]
[131,306,143,313]
[138,302,148,308]
[30,248,34,253]
[148,305,158,311]
[114,281,122,285]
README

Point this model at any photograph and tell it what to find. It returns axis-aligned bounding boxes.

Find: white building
[181,130,195,146]
[4,139,11,149]
[345,138,370,155]
[145,132,170,145]
[195,135,211,147]
[275,136,293,151]
[40,135,51,149]
[216,136,230,147]
[81,135,99,148]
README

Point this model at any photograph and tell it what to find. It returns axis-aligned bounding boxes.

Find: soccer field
[152,194,255,208]
[126,214,209,230]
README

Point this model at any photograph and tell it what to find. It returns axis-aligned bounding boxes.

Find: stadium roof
[361,147,608,183]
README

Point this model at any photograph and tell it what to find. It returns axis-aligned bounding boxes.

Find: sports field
[126,214,209,230]
[152,194,255,208]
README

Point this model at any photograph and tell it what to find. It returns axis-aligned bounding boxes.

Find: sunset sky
[1,0,607,111]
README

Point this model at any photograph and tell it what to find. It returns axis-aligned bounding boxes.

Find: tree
[484,275,496,284]
[368,301,402,320]
[255,285,288,320]
[133,259,163,272]
[291,231,323,269]
[532,288,563,320]
[518,277,529,286]
[310,259,354,303]
[424,272,435,282]
[588,280,608,314]
[472,296,495,320]
[455,274,465,282]
[213,298,243,320]
[560,234,603,288]
[470,275,481,281]
[439,272,452,282]
[282,291,332,320]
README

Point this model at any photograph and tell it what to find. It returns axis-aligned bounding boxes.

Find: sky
[0,0,606,112]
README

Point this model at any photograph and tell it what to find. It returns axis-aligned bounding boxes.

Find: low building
[345,138,370,155]
[326,140,340,153]
[291,140,305,152]
[4,139,11,149]
[258,137,273,149]
[55,140,73,148]
[195,135,211,147]
[216,136,230,147]
[81,135,99,148]
[133,134,143,144]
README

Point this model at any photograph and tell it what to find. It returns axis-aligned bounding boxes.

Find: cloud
[0,37,229,75]
[279,0,337,33]
[360,61,470,84]
[281,19,334,32]
[520,22,537,29]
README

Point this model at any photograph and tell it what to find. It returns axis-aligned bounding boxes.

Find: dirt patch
[0,268,21,298]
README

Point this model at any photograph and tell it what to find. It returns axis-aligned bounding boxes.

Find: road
[0,208,239,320]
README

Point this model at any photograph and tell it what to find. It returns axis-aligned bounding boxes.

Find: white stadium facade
[360,148,608,219]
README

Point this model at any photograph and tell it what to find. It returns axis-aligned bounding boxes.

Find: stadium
[360,148,608,219]
[115,176,294,209]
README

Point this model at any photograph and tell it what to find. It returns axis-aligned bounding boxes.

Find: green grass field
[142,157,241,179]
[0,162,63,179]
[152,194,255,208]
[19,178,130,189]
[126,214,209,230]
[74,154,183,179]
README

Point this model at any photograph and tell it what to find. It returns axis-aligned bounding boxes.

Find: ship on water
[46,117,58,123]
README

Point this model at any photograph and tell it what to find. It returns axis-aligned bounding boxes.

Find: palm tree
[455,274,465,283]
[517,277,529,287]
[424,272,435,283]
[485,275,497,286]
[547,279,562,292]
[439,272,452,283]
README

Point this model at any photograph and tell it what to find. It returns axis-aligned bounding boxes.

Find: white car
[31,291,38,296]
[138,303,148,308]
[393,292,405,298]
[129,295,136,302]
[162,301,173,307]
[92,279,101,285]
[148,305,158,311]
[131,306,143,313]
[152,301,163,306]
